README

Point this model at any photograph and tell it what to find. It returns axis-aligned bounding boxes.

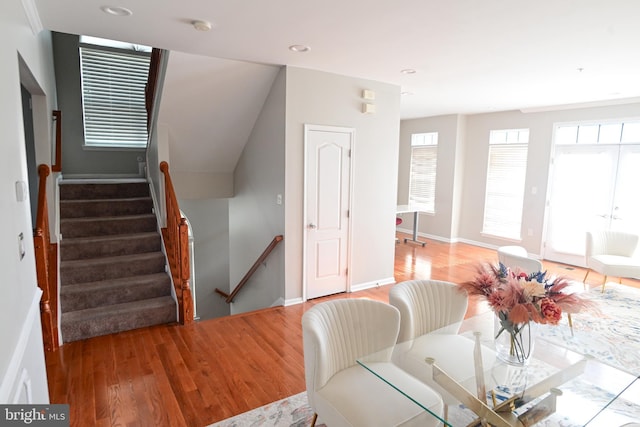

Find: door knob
[308,223,317,229]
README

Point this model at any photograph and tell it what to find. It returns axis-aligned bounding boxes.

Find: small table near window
[396,205,427,247]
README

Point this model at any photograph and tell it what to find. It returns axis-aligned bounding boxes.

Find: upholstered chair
[389,280,495,420]
[584,230,640,292]
[390,279,468,343]
[497,245,543,274]
[302,298,444,427]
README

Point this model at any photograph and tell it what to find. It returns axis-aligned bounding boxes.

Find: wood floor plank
[45,236,640,426]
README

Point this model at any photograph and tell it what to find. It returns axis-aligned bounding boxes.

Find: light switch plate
[15,181,27,202]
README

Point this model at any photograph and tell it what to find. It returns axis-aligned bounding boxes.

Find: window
[482,129,529,240]
[408,132,438,213]
[79,39,151,149]
[555,120,640,145]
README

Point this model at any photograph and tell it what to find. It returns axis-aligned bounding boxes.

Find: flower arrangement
[460,263,592,364]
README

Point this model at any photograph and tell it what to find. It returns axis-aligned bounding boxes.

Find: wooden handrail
[51,110,61,172]
[145,48,162,132]
[216,235,284,304]
[33,164,59,351]
[159,161,193,324]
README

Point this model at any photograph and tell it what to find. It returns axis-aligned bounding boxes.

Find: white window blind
[482,129,529,239]
[409,132,438,213]
[80,46,151,148]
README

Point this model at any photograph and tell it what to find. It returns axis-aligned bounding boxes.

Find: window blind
[482,143,528,239]
[80,47,150,148]
[409,145,437,213]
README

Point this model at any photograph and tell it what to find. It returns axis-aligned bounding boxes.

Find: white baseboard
[284,297,304,306]
[350,276,396,293]
[396,228,458,244]
[270,297,285,307]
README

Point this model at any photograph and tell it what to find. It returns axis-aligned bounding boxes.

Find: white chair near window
[584,230,640,293]
[497,245,543,274]
[301,298,444,427]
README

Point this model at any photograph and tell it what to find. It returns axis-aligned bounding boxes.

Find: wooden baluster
[159,161,193,324]
[34,164,58,351]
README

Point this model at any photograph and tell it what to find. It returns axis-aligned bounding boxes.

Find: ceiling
[33,0,640,119]
[33,0,640,118]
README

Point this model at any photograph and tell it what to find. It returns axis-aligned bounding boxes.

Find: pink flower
[460,262,594,327]
[539,298,562,324]
[508,303,530,324]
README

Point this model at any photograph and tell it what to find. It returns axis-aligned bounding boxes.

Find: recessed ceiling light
[289,44,311,53]
[100,6,133,16]
[192,20,212,31]
[401,69,416,75]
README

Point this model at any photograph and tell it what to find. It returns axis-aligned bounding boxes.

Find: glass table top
[357,311,640,426]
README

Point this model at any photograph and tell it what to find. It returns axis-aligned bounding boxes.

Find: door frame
[302,124,355,301]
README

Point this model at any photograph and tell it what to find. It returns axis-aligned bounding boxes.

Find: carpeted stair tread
[60,197,153,218]
[61,252,166,285]
[61,296,176,342]
[60,182,150,200]
[60,273,172,312]
[58,180,177,342]
[60,214,158,238]
[60,232,161,261]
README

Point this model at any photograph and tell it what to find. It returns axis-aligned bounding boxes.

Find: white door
[544,143,640,265]
[304,125,352,300]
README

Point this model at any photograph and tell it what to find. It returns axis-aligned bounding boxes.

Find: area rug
[208,392,325,427]
[537,282,640,376]
[209,283,640,427]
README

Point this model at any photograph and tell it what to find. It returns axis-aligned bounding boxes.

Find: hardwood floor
[45,234,640,427]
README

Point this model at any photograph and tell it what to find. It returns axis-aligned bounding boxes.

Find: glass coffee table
[358,311,640,426]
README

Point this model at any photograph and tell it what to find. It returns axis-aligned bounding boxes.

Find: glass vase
[494,313,535,366]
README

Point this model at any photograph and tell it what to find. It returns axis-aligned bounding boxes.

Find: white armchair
[389,280,468,342]
[497,245,543,274]
[389,280,496,420]
[302,298,444,427]
[584,230,640,292]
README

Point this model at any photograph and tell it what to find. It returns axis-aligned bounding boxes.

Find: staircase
[59,180,176,342]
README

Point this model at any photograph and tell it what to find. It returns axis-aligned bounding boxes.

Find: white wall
[284,67,401,301]
[172,171,233,199]
[399,102,640,255]
[398,115,466,240]
[229,67,286,313]
[178,199,230,320]
[0,0,57,403]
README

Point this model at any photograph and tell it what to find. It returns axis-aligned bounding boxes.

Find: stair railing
[33,164,59,351]
[215,235,284,303]
[159,161,194,324]
[51,110,62,172]
[145,48,162,132]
